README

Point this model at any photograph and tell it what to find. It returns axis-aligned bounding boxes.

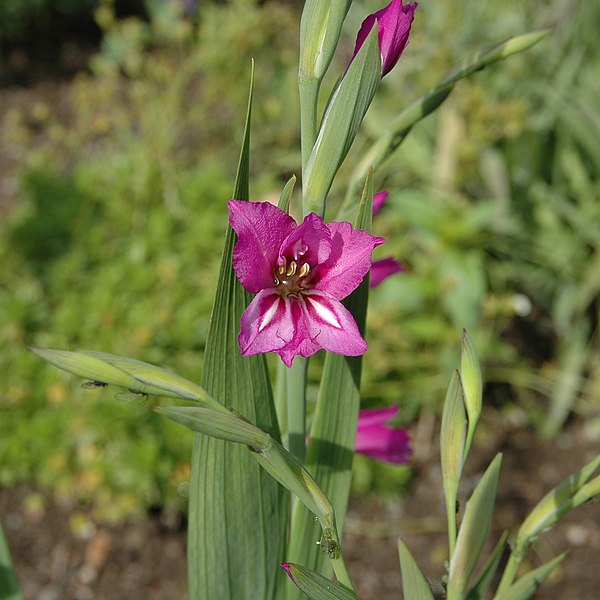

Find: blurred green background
[1,0,599,520]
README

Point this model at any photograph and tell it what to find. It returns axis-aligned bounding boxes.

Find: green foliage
[0,0,298,519]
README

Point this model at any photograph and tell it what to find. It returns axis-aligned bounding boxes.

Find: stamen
[298,263,310,278]
[286,262,297,277]
[278,265,286,275]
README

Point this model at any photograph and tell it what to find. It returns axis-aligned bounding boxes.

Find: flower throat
[274,258,312,298]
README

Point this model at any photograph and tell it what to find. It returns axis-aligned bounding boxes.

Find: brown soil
[2,412,599,600]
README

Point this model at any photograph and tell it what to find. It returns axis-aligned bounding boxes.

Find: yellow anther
[278,265,286,275]
[299,263,310,278]
[286,262,297,277]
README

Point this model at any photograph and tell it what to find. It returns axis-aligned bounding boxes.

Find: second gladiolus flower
[229,200,384,367]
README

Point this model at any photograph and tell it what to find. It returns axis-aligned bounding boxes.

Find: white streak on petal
[305,295,342,329]
[259,296,281,332]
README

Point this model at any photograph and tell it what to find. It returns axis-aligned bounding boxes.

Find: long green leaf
[0,520,23,600]
[447,454,502,600]
[465,532,509,600]
[283,562,358,600]
[287,173,375,594]
[397,539,435,600]
[494,553,567,600]
[187,62,288,600]
[440,370,467,557]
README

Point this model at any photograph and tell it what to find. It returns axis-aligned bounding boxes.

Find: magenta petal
[356,405,412,464]
[238,289,294,358]
[357,405,400,427]
[229,200,296,293]
[316,221,385,299]
[279,212,332,268]
[275,300,322,367]
[356,426,412,463]
[372,190,389,215]
[302,290,367,357]
[370,257,404,288]
[377,0,417,76]
[352,0,417,78]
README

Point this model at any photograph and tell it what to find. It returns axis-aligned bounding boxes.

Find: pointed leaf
[494,553,567,600]
[79,350,221,406]
[518,454,600,542]
[398,539,435,600]
[187,62,288,600]
[154,406,270,448]
[29,347,135,388]
[282,562,358,600]
[461,329,482,459]
[279,174,297,212]
[466,532,508,600]
[447,454,502,599]
[440,370,467,556]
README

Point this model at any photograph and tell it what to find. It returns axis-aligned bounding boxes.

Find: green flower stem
[496,549,523,596]
[299,76,320,181]
[250,437,355,591]
[286,357,308,464]
[275,359,289,447]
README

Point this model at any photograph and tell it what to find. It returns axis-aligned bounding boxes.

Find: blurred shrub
[0,0,299,520]
[356,0,600,437]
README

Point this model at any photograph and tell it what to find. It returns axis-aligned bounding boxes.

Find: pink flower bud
[353,0,417,77]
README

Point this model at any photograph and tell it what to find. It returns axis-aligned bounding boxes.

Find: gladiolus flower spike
[353,0,417,78]
[229,200,384,367]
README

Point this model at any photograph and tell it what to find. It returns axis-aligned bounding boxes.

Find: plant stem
[286,357,308,464]
[299,76,320,184]
[275,359,289,448]
[496,550,522,595]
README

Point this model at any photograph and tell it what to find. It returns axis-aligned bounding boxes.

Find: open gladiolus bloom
[355,405,411,463]
[229,200,384,367]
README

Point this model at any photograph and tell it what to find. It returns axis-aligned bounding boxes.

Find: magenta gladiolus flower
[370,257,404,287]
[353,0,417,78]
[356,405,411,463]
[229,200,385,367]
[372,190,389,215]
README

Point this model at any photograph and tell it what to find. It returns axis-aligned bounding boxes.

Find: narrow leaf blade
[282,562,358,600]
[448,454,503,597]
[187,62,288,600]
[494,553,567,600]
[398,539,435,600]
[466,531,509,600]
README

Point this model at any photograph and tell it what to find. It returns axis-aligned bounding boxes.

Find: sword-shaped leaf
[187,62,288,600]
